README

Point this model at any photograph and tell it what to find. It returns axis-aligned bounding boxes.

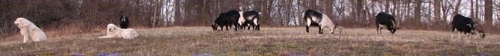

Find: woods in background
[0,0,499,37]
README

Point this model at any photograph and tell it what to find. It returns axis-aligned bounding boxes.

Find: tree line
[0,0,499,37]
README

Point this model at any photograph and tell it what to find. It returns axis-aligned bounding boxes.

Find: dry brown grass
[1,27,499,56]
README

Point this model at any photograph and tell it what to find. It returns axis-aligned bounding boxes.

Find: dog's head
[14,17,30,28]
[106,24,120,35]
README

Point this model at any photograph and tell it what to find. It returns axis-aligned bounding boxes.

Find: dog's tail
[98,35,114,38]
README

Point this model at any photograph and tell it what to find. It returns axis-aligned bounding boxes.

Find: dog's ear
[107,27,112,32]
[20,18,31,27]
[111,27,115,32]
[113,26,120,32]
[111,26,115,31]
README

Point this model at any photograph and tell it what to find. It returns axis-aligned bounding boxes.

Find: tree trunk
[474,0,479,23]
[434,0,441,23]
[356,0,364,24]
[470,0,474,19]
[415,0,422,28]
[452,0,461,16]
[484,0,493,29]
[385,0,390,12]
[433,0,445,30]
[358,0,365,26]
[152,0,158,27]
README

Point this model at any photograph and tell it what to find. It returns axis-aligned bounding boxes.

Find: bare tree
[452,0,462,16]
[485,0,493,28]
[415,0,422,28]
[434,0,441,23]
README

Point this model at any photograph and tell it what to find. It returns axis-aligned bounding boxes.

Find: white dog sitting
[99,24,138,39]
[14,17,47,43]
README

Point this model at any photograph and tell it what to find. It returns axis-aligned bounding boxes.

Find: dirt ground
[1,27,499,56]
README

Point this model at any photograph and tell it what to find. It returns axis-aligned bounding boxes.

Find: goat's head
[471,24,486,38]
[211,23,218,30]
[389,20,400,34]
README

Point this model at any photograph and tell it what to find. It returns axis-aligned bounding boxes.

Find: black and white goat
[303,10,342,34]
[375,12,399,34]
[212,10,241,31]
[451,14,486,38]
[120,16,129,29]
[238,10,261,31]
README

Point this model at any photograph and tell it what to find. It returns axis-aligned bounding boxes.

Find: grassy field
[1,27,499,56]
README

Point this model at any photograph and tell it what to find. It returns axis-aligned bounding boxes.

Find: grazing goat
[212,10,241,31]
[303,10,341,34]
[239,10,261,31]
[451,14,486,38]
[375,12,400,34]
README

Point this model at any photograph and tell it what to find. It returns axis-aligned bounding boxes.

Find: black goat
[120,16,129,29]
[375,12,399,34]
[212,10,241,31]
[451,14,486,38]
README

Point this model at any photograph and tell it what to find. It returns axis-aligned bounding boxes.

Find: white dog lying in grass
[14,17,47,43]
[99,24,138,39]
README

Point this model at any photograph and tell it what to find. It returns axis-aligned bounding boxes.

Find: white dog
[99,24,138,39]
[14,17,47,43]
